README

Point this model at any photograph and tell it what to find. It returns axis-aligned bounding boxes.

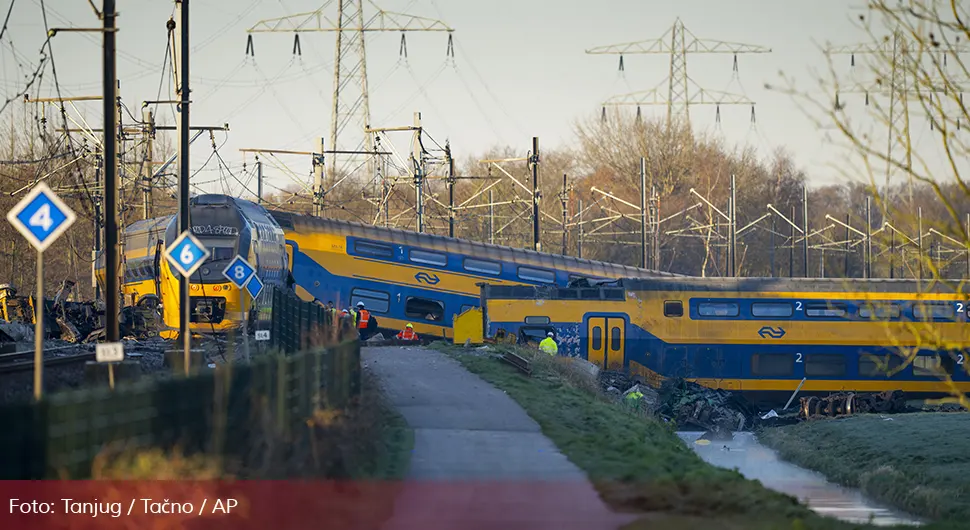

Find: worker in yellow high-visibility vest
[539,332,558,356]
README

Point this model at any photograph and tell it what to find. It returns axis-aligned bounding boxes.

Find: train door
[586,316,626,370]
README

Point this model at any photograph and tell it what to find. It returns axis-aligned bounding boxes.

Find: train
[95,194,289,335]
[97,194,680,338]
[477,277,970,399]
[268,210,683,338]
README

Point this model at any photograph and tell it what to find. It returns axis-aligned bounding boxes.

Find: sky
[0,0,957,200]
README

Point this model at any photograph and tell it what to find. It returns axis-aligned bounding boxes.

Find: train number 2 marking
[795,353,802,363]
[958,303,965,313]
[959,354,965,365]
[795,301,802,311]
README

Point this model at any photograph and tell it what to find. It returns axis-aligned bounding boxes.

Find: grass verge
[758,413,970,524]
[434,343,932,530]
[88,365,414,530]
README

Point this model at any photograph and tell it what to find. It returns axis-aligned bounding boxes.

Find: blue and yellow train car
[96,216,172,309]
[479,278,970,399]
[98,195,288,335]
[267,211,683,339]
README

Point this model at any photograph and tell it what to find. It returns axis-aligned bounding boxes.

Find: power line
[37,0,95,216]
[0,0,16,43]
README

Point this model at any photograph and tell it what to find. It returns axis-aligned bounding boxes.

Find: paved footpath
[363,346,638,530]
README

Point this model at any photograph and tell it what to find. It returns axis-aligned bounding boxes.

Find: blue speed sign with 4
[164,230,211,278]
[6,182,77,252]
[222,255,256,288]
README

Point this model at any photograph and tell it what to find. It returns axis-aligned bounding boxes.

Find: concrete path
[363,346,637,530]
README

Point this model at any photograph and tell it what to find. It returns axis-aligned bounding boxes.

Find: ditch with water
[677,431,923,527]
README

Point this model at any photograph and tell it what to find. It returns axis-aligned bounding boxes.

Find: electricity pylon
[826,28,970,201]
[246,0,453,215]
[586,17,771,134]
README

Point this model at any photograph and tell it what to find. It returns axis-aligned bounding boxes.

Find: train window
[751,353,794,377]
[591,326,602,350]
[463,258,501,275]
[913,354,943,376]
[350,288,390,314]
[858,303,901,320]
[698,302,740,317]
[751,302,793,318]
[409,249,447,267]
[805,302,847,317]
[354,240,394,259]
[858,353,904,377]
[804,354,846,377]
[517,266,555,284]
[913,302,955,321]
[405,297,445,321]
[525,316,551,324]
[664,300,683,317]
[610,326,621,351]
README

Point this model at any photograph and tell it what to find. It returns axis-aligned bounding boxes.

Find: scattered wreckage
[798,390,911,419]
[0,281,161,345]
[600,370,920,436]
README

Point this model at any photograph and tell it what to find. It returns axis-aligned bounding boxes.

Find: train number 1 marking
[795,301,802,311]
[795,352,803,363]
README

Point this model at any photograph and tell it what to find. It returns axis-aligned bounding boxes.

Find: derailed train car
[267,210,683,339]
[95,195,288,335]
[479,277,970,400]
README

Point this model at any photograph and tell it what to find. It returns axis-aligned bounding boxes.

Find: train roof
[618,276,970,294]
[123,215,173,235]
[267,210,685,279]
[479,276,970,300]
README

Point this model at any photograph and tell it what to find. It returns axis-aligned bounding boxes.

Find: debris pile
[798,390,912,419]
[656,378,764,438]
[0,282,111,343]
[600,373,764,431]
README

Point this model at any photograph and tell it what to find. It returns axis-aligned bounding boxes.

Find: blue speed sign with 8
[222,255,256,288]
[6,182,76,252]
[164,230,211,278]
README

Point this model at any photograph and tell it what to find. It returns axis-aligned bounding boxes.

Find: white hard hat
[356,301,365,307]
[547,332,554,337]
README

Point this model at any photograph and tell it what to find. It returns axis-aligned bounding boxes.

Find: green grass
[759,413,970,525]
[433,343,938,530]
[348,368,414,480]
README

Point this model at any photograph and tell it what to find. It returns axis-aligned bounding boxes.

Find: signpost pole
[34,250,43,401]
[7,183,76,401]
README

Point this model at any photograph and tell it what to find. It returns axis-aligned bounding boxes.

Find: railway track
[0,345,97,374]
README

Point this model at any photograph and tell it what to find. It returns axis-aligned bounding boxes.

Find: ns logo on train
[758,326,786,339]
[414,272,441,285]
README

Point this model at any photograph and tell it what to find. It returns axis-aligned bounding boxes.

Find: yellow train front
[98,195,287,336]
[479,277,970,401]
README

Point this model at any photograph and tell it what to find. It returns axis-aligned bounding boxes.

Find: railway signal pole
[174,0,191,357]
[530,137,540,252]
[103,0,120,344]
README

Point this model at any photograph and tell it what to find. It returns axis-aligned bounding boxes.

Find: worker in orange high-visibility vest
[355,301,372,339]
[396,323,418,341]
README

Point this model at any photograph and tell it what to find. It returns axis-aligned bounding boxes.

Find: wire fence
[0,286,360,479]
